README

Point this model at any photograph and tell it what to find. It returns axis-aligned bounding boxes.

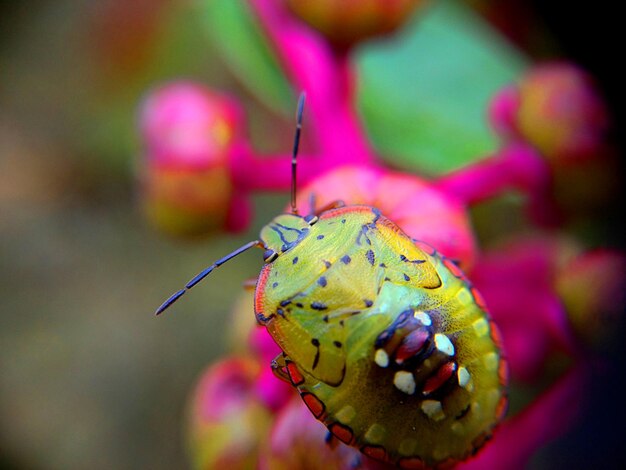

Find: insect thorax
[260,214,312,255]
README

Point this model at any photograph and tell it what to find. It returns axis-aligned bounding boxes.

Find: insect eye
[264,250,278,263]
[304,215,319,225]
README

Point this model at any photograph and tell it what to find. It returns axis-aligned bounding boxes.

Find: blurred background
[0,1,622,469]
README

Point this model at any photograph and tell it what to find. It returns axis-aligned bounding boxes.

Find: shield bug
[157,93,508,469]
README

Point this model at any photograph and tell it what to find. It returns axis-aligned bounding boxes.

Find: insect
[157,93,508,469]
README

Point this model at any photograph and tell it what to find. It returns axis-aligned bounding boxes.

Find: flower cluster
[138,1,623,468]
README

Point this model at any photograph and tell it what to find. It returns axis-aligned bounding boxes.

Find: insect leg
[270,353,290,384]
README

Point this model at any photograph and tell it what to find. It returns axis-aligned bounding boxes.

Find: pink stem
[230,142,328,191]
[325,50,374,161]
[434,143,550,205]
[248,0,374,164]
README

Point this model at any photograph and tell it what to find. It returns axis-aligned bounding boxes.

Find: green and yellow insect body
[255,205,507,469]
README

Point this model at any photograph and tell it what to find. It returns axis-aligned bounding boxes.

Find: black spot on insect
[455,404,471,420]
[400,253,426,264]
[293,257,299,265]
[318,276,327,287]
[365,249,375,266]
[374,330,392,348]
[356,225,372,246]
[341,219,346,224]
[397,309,412,325]
[333,341,342,348]
[323,315,329,323]
[312,351,320,369]
[339,320,345,327]
[403,273,410,281]
[376,309,413,347]
[364,299,373,308]
[341,255,351,264]
[256,312,275,323]
[277,308,285,317]
[379,262,387,268]
[280,299,291,307]
[324,260,332,268]
[311,338,321,369]
[272,282,278,288]
[311,301,328,311]
[384,277,391,282]
[296,302,304,308]
[317,234,325,240]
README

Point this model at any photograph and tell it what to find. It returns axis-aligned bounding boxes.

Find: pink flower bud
[140,82,242,168]
[186,357,273,470]
[286,0,428,49]
[228,289,295,412]
[556,249,626,345]
[516,63,609,164]
[488,85,521,138]
[259,397,388,470]
[470,236,579,382]
[137,82,250,236]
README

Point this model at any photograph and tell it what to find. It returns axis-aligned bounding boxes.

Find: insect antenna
[155,239,261,315]
[290,92,306,214]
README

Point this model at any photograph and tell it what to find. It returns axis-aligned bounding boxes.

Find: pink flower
[137,82,252,234]
[285,0,428,49]
[295,165,477,269]
[186,356,274,470]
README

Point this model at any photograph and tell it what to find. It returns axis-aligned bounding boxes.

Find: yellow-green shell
[255,205,507,469]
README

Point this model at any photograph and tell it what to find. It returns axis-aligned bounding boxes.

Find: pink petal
[460,366,587,470]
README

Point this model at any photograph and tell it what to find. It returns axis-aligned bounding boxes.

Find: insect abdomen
[288,253,506,468]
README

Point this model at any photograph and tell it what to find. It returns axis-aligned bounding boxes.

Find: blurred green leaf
[201,0,293,114]
[356,0,528,175]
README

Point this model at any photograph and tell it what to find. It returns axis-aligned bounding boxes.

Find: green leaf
[201,0,294,114]
[356,0,528,175]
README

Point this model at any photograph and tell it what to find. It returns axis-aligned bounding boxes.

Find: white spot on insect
[364,423,386,444]
[336,405,356,424]
[457,366,471,388]
[414,310,432,326]
[472,317,489,337]
[394,371,416,395]
[375,349,389,368]
[421,400,445,421]
[483,352,499,372]
[457,288,472,304]
[434,333,455,356]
